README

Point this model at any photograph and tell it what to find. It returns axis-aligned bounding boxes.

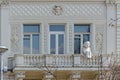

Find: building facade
[0,0,120,80]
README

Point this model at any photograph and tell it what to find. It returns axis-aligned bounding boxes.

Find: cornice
[9,0,120,4]
[1,0,119,4]
[10,0,106,2]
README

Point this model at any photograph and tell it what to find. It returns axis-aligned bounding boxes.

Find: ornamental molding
[10,0,106,2]
[106,0,119,4]
[109,0,119,4]
[11,23,21,53]
[52,5,63,16]
[95,33,103,53]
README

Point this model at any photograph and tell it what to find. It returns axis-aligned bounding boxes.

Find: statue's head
[83,41,90,48]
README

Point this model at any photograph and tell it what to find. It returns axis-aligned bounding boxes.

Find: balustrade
[13,54,105,68]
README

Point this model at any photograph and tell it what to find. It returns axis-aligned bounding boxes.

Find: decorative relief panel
[10,2,105,19]
[95,33,103,53]
[11,23,21,53]
[95,26,104,53]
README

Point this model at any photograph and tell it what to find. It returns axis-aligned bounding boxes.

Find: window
[74,24,90,54]
[50,25,65,54]
[23,24,40,54]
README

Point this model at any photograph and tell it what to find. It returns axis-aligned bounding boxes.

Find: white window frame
[49,25,65,54]
[23,25,41,54]
[74,25,91,54]
[50,32,65,54]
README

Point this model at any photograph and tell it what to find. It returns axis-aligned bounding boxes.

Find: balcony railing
[12,54,109,69]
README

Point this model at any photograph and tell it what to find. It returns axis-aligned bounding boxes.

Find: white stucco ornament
[52,5,63,16]
[82,41,92,58]
[109,0,119,4]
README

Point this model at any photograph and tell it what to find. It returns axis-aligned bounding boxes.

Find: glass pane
[74,35,81,54]
[50,25,65,31]
[32,34,40,54]
[50,34,56,54]
[58,34,64,54]
[83,34,90,43]
[23,35,30,54]
[74,24,90,32]
[24,24,40,33]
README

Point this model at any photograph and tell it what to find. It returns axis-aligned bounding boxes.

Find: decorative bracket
[109,18,120,27]
[109,0,119,4]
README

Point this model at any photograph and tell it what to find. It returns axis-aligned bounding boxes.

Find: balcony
[11,54,109,70]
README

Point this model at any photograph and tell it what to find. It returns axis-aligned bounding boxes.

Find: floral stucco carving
[95,33,103,53]
[11,24,21,53]
[52,5,63,16]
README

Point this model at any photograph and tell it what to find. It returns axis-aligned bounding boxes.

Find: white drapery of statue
[82,41,92,58]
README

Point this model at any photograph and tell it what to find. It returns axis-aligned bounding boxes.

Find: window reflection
[83,34,90,43]
[74,24,90,32]
[50,25,65,31]
[58,34,64,54]
[50,34,56,54]
[24,24,40,33]
[74,35,81,54]
[23,35,30,54]
[32,34,40,54]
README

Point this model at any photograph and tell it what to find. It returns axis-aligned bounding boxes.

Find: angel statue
[82,41,92,58]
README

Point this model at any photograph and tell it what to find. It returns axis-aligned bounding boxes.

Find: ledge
[10,0,106,2]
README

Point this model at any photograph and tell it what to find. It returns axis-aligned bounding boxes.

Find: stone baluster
[30,56,32,65]
[26,56,29,65]
[23,56,26,65]
[36,56,38,64]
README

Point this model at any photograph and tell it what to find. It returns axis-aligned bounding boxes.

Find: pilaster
[43,22,49,54]
[0,0,10,49]
[69,22,74,54]
[65,23,69,54]
[0,1,10,80]
[41,22,44,54]
[106,2,116,54]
